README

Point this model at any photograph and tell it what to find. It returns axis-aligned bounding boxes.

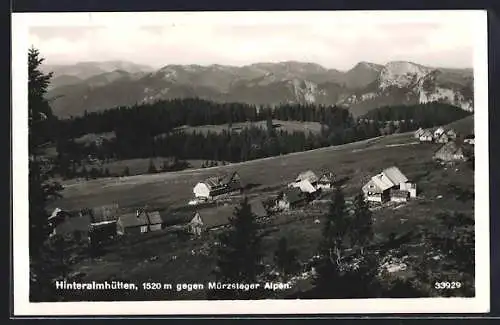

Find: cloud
[28,14,474,70]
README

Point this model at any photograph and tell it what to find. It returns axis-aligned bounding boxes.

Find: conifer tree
[274,237,300,281]
[351,192,374,255]
[313,187,350,297]
[319,187,349,265]
[212,197,264,299]
[28,47,64,301]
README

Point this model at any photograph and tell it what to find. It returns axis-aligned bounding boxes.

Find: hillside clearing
[48,129,474,301]
[53,132,430,212]
[173,120,325,135]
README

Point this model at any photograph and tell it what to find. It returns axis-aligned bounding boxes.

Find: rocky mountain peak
[379,61,433,89]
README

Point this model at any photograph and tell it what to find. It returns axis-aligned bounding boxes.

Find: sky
[27,11,476,71]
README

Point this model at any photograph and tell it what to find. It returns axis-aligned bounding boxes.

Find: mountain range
[43,60,474,118]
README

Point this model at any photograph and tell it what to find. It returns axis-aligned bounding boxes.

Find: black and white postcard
[12,10,490,315]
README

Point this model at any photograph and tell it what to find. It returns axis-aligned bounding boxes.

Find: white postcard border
[12,10,490,316]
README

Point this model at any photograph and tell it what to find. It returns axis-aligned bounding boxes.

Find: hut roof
[146,211,162,224]
[49,208,62,220]
[420,129,433,137]
[249,200,268,218]
[202,171,242,190]
[296,170,319,183]
[198,205,236,228]
[118,210,161,228]
[55,215,91,235]
[390,189,410,198]
[434,141,463,157]
[370,173,395,191]
[434,126,445,134]
[284,188,307,204]
[118,212,148,228]
[382,166,409,185]
[90,203,120,223]
[318,172,335,183]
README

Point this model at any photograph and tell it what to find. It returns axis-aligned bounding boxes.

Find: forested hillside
[44,98,472,180]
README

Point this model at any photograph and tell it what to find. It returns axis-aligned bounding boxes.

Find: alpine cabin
[193,172,243,200]
[289,170,320,194]
[116,210,163,235]
[433,141,467,162]
[362,166,417,203]
[277,188,309,210]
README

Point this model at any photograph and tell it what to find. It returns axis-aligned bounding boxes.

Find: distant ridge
[43,60,474,118]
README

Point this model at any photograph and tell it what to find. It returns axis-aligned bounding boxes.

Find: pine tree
[266,114,275,137]
[313,187,350,297]
[28,47,64,301]
[212,197,264,299]
[351,192,374,255]
[319,187,349,265]
[274,237,300,281]
[123,166,130,176]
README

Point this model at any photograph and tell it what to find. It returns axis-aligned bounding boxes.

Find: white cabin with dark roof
[289,170,320,194]
[193,172,243,200]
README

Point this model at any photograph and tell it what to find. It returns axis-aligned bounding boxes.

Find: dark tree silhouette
[351,192,374,255]
[274,237,300,281]
[28,47,64,301]
[211,197,264,299]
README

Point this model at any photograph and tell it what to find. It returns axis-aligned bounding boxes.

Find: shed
[433,141,467,162]
[389,189,409,202]
[277,188,308,210]
[116,210,163,235]
[53,214,91,241]
[446,129,457,140]
[436,133,449,144]
[87,203,120,223]
[317,172,336,190]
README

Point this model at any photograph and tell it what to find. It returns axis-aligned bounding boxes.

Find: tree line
[53,103,470,180]
[361,103,471,128]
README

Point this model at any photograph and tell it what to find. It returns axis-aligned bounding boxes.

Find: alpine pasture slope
[51,130,453,213]
[51,129,474,301]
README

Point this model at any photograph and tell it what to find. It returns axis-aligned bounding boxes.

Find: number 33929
[434,281,462,289]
